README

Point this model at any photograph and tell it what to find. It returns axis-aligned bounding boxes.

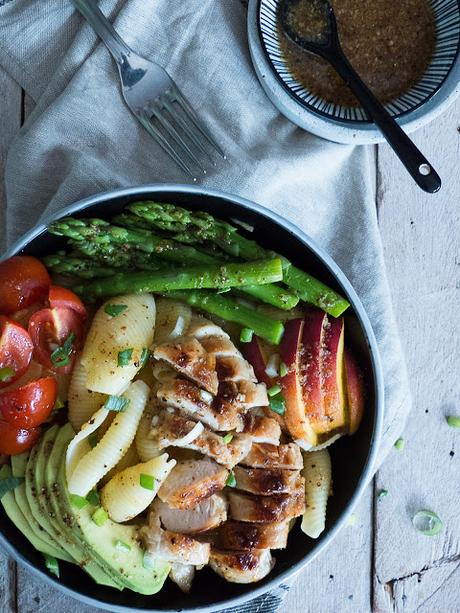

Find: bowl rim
[0,183,385,613]
[248,0,460,144]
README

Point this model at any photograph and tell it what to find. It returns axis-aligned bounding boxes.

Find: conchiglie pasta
[66,406,110,483]
[68,358,106,430]
[301,449,332,539]
[100,442,140,486]
[81,294,156,394]
[154,298,191,345]
[67,381,149,497]
[100,454,176,522]
[136,408,161,462]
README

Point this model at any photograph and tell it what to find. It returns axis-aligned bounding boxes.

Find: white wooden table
[0,66,459,613]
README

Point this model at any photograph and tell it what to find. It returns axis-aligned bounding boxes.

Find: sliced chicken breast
[209,548,275,584]
[154,336,218,394]
[218,520,290,551]
[233,466,301,496]
[236,413,281,445]
[216,356,257,383]
[241,443,303,470]
[153,494,227,534]
[235,380,269,408]
[228,487,305,523]
[158,458,229,509]
[186,316,230,341]
[140,514,210,565]
[200,336,242,360]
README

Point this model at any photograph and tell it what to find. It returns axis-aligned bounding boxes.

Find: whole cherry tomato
[0,316,33,388]
[0,420,41,455]
[0,377,58,428]
[0,256,50,315]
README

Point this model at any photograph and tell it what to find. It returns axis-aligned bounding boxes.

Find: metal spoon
[280,0,441,194]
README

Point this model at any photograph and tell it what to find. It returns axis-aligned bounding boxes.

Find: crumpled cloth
[0,0,411,610]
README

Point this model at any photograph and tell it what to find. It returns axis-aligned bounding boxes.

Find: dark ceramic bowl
[0,184,383,612]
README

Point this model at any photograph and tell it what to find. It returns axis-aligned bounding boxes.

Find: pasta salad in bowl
[0,185,383,612]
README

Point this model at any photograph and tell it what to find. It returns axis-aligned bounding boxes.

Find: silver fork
[72,0,224,176]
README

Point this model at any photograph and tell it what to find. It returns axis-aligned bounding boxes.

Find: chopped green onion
[269,392,286,415]
[222,433,233,445]
[412,510,443,536]
[0,366,15,382]
[140,347,149,367]
[267,384,282,397]
[226,471,236,488]
[240,328,254,343]
[88,432,99,448]
[394,438,405,450]
[86,490,100,506]
[143,550,155,569]
[44,554,60,578]
[279,362,288,377]
[378,489,388,499]
[118,348,133,367]
[140,473,155,490]
[104,395,130,412]
[446,416,460,428]
[115,539,132,552]
[92,507,109,526]
[70,494,89,509]
[0,476,24,499]
[50,332,75,368]
[104,304,128,317]
[54,396,65,410]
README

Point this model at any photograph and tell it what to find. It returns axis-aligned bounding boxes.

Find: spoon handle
[329,52,441,194]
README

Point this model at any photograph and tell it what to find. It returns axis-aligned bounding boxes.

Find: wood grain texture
[374,98,460,613]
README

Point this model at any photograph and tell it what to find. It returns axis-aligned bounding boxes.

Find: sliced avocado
[0,464,57,557]
[45,426,121,589]
[25,437,73,562]
[55,423,170,594]
[10,452,64,559]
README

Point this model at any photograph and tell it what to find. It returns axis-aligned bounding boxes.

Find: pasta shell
[68,357,106,430]
[67,381,149,497]
[100,442,140,486]
[154,298,191,345]
[66,406,110,484]
[301,449,332,539]
[81,294,156,395]
[100,454,176,523]
[136,408,161,462]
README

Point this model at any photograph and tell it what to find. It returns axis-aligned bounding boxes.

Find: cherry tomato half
[0,256,50,315]
[28,307,85,374]
[0,316,33,388]
[49,286,87,320]
[0,377,58,429]
[0,420,41,455]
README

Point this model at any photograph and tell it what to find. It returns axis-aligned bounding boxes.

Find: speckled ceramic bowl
[248,0,460,144]
[0,185,383,612]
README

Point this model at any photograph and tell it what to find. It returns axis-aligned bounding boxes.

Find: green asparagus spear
[73,259,284,298]
[128,201,350,317]
[49,218,299,310]
[162,290,284,345]
[43,255,122,279]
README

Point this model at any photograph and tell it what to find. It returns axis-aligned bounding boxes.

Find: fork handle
[71,0,132,65]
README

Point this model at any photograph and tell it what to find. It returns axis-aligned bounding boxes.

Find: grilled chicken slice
[235,380,268,408]
[236,413,281,445]
[169,563,195,594]
[141,514,210,565]
[228,487,305,522]
[158,458,229,509]
[187,316,230,341]
[153,494,227,534]
[241,443,303,470]
[155,412,252,468]
[218,520,290,550]
[200,336,242,358]
[157,379,242,431]
[233,466,301,496]
[216,356,257,383]
[154,336,218,394]
[209,548,275,583]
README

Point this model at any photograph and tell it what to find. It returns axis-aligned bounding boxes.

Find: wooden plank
[374,98,460,612]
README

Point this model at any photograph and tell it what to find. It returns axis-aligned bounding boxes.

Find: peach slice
[300,311,328,433]
[280,319,317,446]
[344,349,365,434]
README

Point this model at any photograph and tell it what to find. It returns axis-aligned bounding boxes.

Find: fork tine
[151,105,206,172]
[137,113,194,177]
[162,96,214,162]
[169,85,225,158]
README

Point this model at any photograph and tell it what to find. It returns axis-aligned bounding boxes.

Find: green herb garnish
[92,507,109,526]
[50,332,75,368]
[446,416,460,428]
[240,328,254,343]
[267,384,282,397]
[104,304,128,317]
[394,438,405,450]
[44,554,60,578]
[378,489,388,499]
[279,362,288,377]
[226,471,236,488]
[54,396,65,410]
[0,366,15,382]
[269,392,286,415]
[104,395,130,412]
[118,348,133,367]
[139,474,155,490]
[70,494,89,509]
[412,510,443,536]
[115,540,131,552]
[86,490,100,506]
[0,476,24,499]
[222,433,233,445]
[140,347,149,367]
